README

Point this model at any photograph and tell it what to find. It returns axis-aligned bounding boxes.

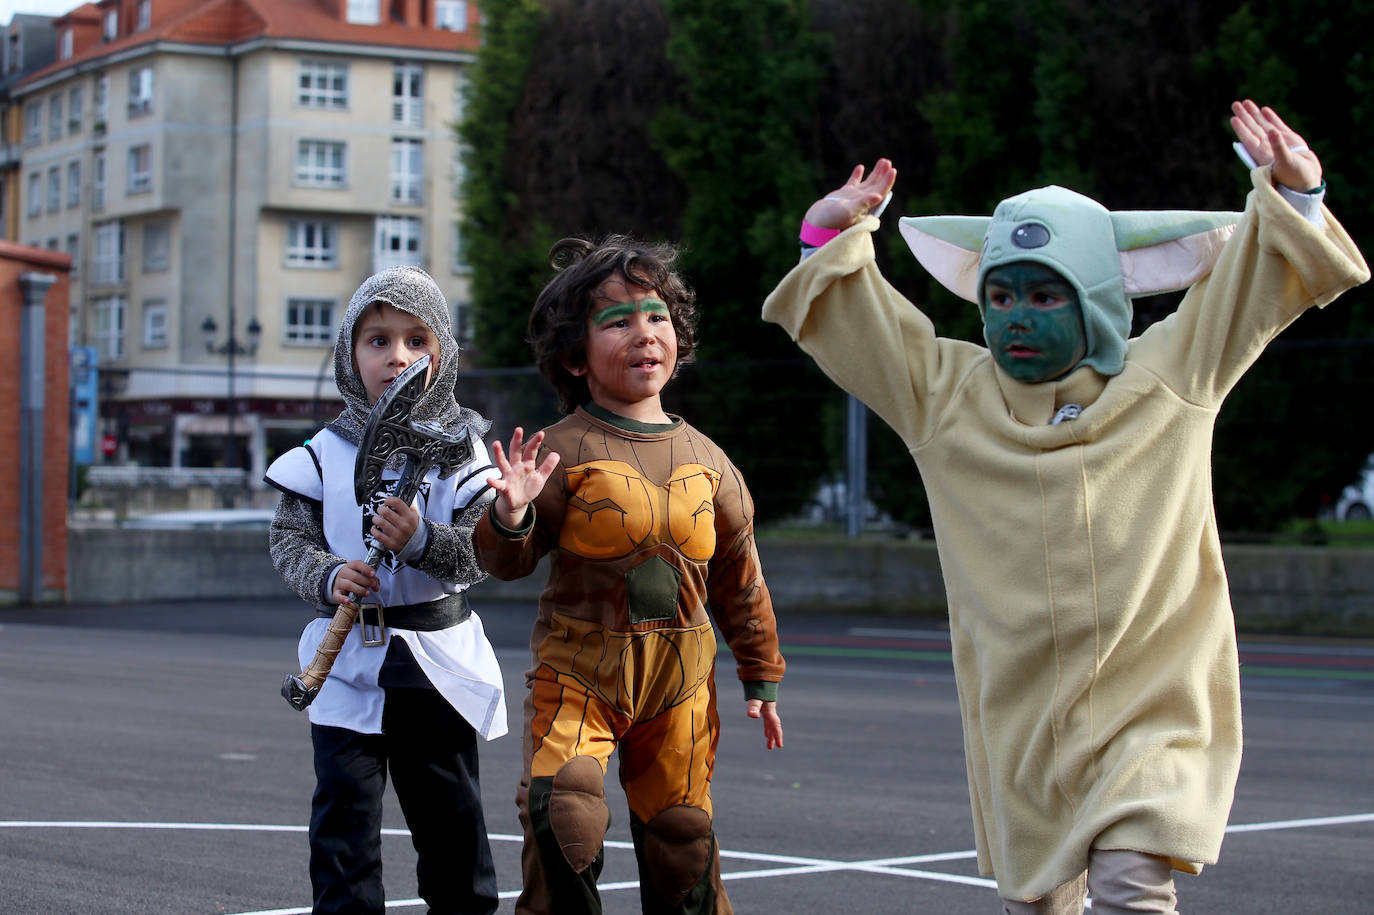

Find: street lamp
[200,313,261,474]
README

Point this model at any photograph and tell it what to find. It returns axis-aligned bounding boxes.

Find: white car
[1333,455,1374,521]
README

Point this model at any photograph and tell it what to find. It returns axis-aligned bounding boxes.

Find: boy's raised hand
[803,158,898,231]
[747,699,784,750]
[488,427,560,530]
[1230,99,1323,192]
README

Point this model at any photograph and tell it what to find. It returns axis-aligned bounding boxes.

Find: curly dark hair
[528,234,698,414]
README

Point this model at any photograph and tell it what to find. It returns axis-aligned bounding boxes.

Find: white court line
[5,813,1372,915]
[1224,812,1374,833]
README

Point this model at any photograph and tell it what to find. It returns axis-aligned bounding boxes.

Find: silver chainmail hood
[326,265,490,444]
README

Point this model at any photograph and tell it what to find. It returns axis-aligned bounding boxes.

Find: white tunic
[266,428,507,740]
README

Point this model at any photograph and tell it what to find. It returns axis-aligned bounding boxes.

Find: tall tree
[458,0,554,370]
[650,0,837,519]
[457,0,1374,531]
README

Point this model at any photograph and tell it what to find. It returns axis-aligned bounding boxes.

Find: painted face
[352,302,440,404]
[982,262,1087,384]
[569,274,678,422]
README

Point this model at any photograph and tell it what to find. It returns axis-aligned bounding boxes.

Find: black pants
[309,685,498,915]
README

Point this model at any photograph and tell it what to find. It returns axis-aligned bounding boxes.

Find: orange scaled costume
[475,402,785,915]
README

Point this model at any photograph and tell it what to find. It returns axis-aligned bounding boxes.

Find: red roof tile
[22,0,480,88]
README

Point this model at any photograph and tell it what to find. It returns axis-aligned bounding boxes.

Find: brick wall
[0,241,71,602]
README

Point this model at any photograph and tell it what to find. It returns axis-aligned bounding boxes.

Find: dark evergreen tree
[455,0,1374,532]
[651,0,837,519]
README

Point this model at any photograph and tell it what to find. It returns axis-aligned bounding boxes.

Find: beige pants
[1000,850,1179,915]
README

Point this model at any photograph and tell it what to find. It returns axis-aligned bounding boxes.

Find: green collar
[582,401,682,434]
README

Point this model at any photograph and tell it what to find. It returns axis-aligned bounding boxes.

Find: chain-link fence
[88,337,1374,536]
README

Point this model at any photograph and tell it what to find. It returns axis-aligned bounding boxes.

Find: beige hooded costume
[762,168,1368,899]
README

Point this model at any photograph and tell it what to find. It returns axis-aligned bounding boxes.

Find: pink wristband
[799,220,842,247]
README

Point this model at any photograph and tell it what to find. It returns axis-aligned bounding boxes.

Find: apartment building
[1,14,59,242]
[13,0,480,485]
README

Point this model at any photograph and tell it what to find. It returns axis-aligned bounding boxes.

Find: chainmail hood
[326,266,490,444]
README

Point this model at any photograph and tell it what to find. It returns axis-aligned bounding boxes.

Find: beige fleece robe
[761,169,1368,900]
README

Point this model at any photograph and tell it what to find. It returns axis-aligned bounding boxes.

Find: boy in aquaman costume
[763,101,1368,913]
[475,236,785,915]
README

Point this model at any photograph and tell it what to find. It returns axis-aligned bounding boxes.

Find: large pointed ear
[898,216,990,303]
[1112,210,1242,295]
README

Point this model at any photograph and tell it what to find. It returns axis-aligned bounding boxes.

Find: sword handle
[284,458,419,710]
[281,601,360,710]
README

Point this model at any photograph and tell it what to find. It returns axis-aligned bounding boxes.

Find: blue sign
[70,345,99,466]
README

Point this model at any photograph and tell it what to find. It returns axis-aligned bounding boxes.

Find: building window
[94,74,108,126]
[93,220,126,286]
[60,29,74,60]
[374,216,422,271]
[286,219,338,267]
[46,237,60,250]
[452,71,469,123]
[68,86,83,133]
[23,102,41,146]
[346,0,381,25]
[46,167,61,212]
[295,140,347,188]
[142,299,168,348]
[284,298,336,345]
[93,150,106,210]
[392,63,423,127]
[143,221,169,272]
[48,94,63,140]
[451,142,468,192]
[67,161,81,207]
[436,1,468,31]
[297,60,348,109]
[128,145,152,193]
[390,139,423,204]
[452,299,473,345]
[129,66,154,116]
[92,295,126,361]
[137,0,152,32]
[451,221,469,273]
[66,233,80,278]
[26,172,40,216]
[104,10,119,41]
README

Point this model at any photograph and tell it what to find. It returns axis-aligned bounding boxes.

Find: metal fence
[87,337,1374,535]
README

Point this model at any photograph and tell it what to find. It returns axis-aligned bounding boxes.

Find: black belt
[318,592,471,631]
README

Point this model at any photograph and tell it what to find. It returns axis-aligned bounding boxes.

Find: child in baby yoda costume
[762,100,1369,913]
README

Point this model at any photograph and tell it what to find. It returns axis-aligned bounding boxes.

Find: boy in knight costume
[473,236,785,915]
[265,265,505,915]
[762,100,1368,913]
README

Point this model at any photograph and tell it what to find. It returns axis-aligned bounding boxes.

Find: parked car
[1333,454,1374,521]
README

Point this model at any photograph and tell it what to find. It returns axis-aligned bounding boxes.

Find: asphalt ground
[1,595,1371,914]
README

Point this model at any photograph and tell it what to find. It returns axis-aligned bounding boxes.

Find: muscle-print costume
[762,168,1368,901]
[474,402,785,915]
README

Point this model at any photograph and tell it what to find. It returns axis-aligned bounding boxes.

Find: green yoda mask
[897,186,1242,380]
[981,261,1086,383]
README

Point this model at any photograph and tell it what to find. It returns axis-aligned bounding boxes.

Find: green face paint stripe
[590,299,669,325]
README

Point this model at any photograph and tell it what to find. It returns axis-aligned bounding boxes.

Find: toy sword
[281,354,475,710]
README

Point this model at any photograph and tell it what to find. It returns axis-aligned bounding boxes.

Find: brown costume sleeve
[705,454,785,689]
